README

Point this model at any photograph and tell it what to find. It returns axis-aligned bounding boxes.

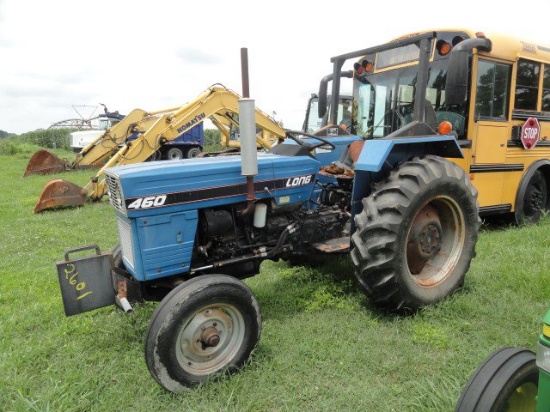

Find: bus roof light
[354,62,365,75]
[436,40,452,56]
[362,60,373,72]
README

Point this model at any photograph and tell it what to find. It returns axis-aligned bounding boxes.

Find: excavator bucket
[34,179,86,213]
[24,150,69,176]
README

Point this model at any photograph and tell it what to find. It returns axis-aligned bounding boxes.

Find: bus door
[469,58,513,208]
[471,121,509,205]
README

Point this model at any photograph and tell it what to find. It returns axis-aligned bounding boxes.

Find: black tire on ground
[186,147,202,158]
[166,147,184,160]
[455,347,538,412]
[145,275,261,393]
[350,155,480,312]
[515,169,548,224]
[149,150,163,161]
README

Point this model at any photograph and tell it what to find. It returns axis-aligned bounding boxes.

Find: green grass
[1,146,549,411]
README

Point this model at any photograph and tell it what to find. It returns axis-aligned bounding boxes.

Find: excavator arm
[33,85,287,212]
[84,86,285,201]
[114,86,284,163]
[70,107,179,168]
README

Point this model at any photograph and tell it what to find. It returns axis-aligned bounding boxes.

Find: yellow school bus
[325,28,550,223]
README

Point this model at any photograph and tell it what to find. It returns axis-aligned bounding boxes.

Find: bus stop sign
[521,117,540,149]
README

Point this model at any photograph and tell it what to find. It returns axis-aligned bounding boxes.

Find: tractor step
[312,237,350,253]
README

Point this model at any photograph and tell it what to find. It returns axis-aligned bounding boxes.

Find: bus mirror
[445,47,469,105]
[318,70,354,119]
[318,74,331,118]
[445,37,492,106]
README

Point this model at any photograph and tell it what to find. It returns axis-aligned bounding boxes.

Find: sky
[1,0,550,134]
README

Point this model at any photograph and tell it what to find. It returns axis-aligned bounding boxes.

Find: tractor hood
[105,153,320,218]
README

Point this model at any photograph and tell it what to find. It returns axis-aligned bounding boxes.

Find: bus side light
[438,121,453,135]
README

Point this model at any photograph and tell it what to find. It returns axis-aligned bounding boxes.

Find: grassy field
[1,145,549,412]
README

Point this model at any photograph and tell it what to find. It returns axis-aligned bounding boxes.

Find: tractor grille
[105,174,125,213]
[116,216,135,270]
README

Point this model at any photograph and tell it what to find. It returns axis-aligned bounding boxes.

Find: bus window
[515,59,539,111]
[542,65,550,111]
[475,59,511,119]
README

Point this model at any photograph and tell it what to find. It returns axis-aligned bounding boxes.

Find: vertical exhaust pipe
[238,48,257,217]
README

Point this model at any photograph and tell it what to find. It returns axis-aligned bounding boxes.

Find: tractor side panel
[118,210,198,281]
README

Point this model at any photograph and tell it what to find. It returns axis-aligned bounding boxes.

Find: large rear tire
[455,347,538,412]
[145,275,261,393]
[350,155,480,312]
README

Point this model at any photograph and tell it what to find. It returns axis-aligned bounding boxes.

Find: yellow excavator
[24,108,181,177]
[31,85,286,213]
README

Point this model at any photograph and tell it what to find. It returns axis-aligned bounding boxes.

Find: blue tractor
[57,33,480,393]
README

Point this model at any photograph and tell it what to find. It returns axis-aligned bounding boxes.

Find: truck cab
[70,113,124,153]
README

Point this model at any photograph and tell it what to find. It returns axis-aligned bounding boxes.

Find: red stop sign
[521,117,540,149]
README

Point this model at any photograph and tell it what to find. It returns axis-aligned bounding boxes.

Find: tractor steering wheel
[285,130,336,151]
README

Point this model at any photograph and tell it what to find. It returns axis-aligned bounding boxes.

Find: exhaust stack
[238,48,257,216]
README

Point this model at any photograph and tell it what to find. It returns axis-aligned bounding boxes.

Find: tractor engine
[194,180,352,277]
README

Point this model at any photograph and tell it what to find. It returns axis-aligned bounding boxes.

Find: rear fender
[350,135,464,226]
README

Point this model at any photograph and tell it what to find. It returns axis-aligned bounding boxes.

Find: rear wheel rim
[406,196,465,286]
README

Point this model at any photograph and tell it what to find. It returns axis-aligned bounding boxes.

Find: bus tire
[515,167,549,224]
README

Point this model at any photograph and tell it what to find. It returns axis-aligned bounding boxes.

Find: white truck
[69,112,124,153]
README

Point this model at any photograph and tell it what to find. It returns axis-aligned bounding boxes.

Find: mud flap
[56,245,115,316]
[34,179,86,213]
[24,150,68,176]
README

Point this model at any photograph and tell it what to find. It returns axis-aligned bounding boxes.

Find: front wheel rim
[175,303,245,376]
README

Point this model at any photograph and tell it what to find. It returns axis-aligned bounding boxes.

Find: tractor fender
[350,135,464,219]
[354,135,463,173]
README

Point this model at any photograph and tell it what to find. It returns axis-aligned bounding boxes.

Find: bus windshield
[354,59,463,138]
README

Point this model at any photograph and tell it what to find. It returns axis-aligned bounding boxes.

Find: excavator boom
[33,85,286,213]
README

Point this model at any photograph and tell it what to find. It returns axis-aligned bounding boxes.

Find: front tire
[350,156,480,312]
[145,275,261,393]
[455,347,538,412]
